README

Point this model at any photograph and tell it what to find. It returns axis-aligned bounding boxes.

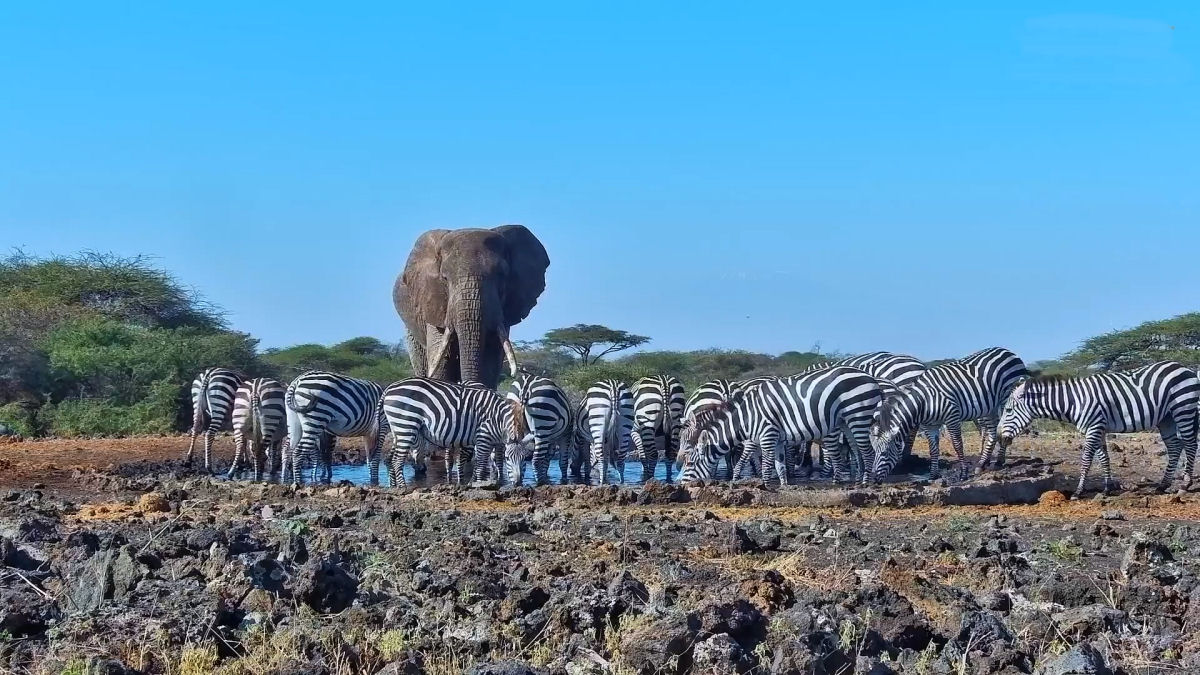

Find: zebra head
[996,379,1034,449]
[679,394,745,484]
[870,387,922,481]
[503,438,532,486]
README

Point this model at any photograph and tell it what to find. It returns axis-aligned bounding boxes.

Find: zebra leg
[733,441,758,482]
[388,437,415,489]
[1157,423,1185,492]
[591,441,607,485]
[944,422,966,480]
[975,417,1002,469]
[825,434,849,483]
[1097,436,1116,495]
[1075,428,1106,498]
[557,441,570,484]
[227,429,246,480]
[532,438,552,486]
[203,424,219,474]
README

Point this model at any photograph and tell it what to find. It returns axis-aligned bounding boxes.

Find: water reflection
[330,457,675,487]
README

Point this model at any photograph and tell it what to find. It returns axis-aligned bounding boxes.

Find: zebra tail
[285,379,318,414]
[511,398,529,440]
[604,400,620,455]
[248,389,263,445]
[196,369,213,422]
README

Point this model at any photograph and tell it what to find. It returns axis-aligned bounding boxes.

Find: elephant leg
[406,327,428,378]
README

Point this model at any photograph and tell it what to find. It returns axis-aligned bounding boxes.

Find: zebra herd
[186,347,1200,496]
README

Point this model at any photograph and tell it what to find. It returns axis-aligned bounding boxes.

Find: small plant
[914,641,938,675]
[179,644,219,675]
[1044,538,1083,562]
[376,630,408,661]
[946,514,973,533]
[283,519,309,536]
[59,660,89,675]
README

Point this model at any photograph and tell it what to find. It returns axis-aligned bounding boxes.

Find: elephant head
[393,225,549,388]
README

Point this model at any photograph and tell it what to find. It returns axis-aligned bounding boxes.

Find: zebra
[575,380,635,485]
[284,371,385,485]
[228,378,287,481]
[995,362,1200,497]
[791,353,930,476]
[186,367,246,472]
[379,377,521,488]
[505,374,572,485]
[870,347,1027,481]
[631,375,686,481]
[681,367,883,485]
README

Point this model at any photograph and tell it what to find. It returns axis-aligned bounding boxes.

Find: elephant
[393,225,550,389]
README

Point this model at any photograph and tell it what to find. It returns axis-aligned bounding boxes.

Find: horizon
[3,4,1197,364]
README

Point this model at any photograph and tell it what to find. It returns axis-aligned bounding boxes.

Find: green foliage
[1064,312,1200,371]
[540,324,651,364]
[556,362,656,397]
[0,252,267,436]
[0,402,38,437]
[0,251,223,330]
[263,337,412,384]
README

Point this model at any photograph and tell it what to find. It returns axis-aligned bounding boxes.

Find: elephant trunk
[454,282,487,384]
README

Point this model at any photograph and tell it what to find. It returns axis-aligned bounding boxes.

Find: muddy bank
[3,463,1200,674]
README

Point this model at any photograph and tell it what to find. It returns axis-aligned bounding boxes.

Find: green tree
[1064,313,1200,370]
[262,337,412,384]
[540,324,650,365]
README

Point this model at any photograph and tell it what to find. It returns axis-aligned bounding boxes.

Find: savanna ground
[1,432,1198,675]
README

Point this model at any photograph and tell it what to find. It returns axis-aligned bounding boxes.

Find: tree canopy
[1063,313,1200,371]
[539,324,650,364]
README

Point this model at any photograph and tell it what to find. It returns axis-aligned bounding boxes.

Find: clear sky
[2,2,1196,363]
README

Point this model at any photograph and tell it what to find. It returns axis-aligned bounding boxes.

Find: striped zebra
[679,377,779,480]
[186,367,246,472]
[284,371,385,485]
[870,347,1027,481]
[793,353,929,476]
[996,361,1200,496]
[631,375,686,481]
[505,374,572,485]
[680,367,883,485]
[228,378,287,481]
[379,377,520,488]
[575,380,635,485]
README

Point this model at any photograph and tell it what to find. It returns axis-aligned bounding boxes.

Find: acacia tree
[1065,312,1200,370]
[540,324,650,365]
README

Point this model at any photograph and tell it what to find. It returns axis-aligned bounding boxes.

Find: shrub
[0,401,38,437]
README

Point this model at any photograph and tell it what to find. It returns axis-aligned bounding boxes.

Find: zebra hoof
[1069,493,1081,501]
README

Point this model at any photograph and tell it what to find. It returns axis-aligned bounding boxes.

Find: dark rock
[1100,510,1124,521]
[185,528,226,552]
[497,516,531,536]
[17,516,60,543]
[0,535,46,571]
[295,555,359,613]
[694,599,767,645]
[1033,643,1113,675]
[278,532,309,565]
[691,633,753,674]
[739,570,795,614]
[729,524,761,554]
[1052,604,1126,639]
[1121,532,1173,576]
[855,656,897,675]
[956,610,1012,648]
[377,654,424,675]
[246,556,290,594]
[465,659,544,675]
[607,570,649,614]
[612,611,695,674]
[769,632,850,675]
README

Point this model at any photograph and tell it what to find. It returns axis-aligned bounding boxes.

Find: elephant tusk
[428,327,455,376]
[501,332,519,376]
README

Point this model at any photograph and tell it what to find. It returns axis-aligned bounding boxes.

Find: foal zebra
[631,375,686,481]
[681,367,883,485]
[186,367,246,472]
[379,377,520,488]
[996,361,1200,496]
[575,380,635,484]
[505,374,572,485]
[285,371,384,485]
[871,347,1027,480]
[228,378,287,481]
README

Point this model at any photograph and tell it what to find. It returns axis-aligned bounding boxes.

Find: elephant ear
[493,224,549,326]
[395,229,451,328]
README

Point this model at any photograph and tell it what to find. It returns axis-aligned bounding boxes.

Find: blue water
[329,457,675,487]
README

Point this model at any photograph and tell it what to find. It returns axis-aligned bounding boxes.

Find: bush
[0,401,39,437]
[41,377,179,437]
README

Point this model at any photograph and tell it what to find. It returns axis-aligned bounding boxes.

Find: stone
[1034,643,1113,675]
[691,633,753,674]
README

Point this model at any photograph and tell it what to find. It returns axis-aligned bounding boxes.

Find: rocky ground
[1,433,1198,674]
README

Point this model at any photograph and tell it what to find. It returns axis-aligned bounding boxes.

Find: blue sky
[2,2,1196,362]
